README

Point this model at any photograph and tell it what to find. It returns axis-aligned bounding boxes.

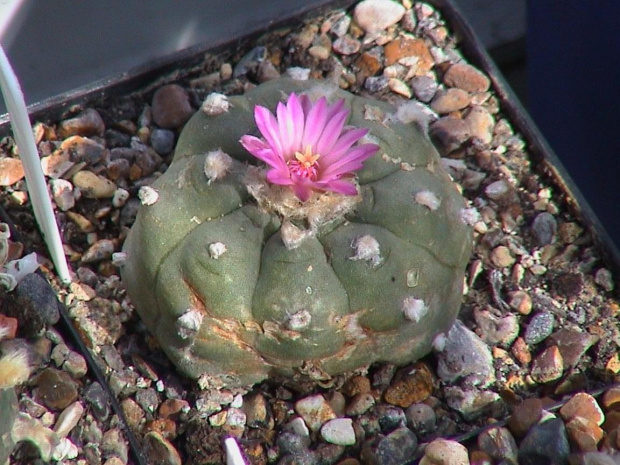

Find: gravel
[1,1,619,464]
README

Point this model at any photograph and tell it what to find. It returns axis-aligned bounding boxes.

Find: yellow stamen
[294,145,320,168]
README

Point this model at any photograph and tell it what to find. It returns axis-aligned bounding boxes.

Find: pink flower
[240,93,380,202]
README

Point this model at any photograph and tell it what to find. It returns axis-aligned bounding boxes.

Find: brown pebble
[0,314,18,339]
[384,37,433,74]
[566,416,604,452]
[159,399,190,420]
[33,367,79,410]
[354,48,383,78]
[559,392,604,426]
[151,84,194,129]
[511,337,532,365]
[530,345,564,384]
[601,386,620,410]
[507,397,543,437]
[143,431,183,465]
[429,116,470,154]
[465,106,494,144]
[308,45,331,60]
[444,63,491,93]
[549,329,598,368]
[490,245,515,268]
[333,35,361,55]
[58,108,105,138]
[72,170,117,198]
[430,88,470,114]
[121,397,145,431]
[384,363,434,408]
[0,158,25,186]
[508,290,532,315]
[146,418,177,440]
[342,375,371,397]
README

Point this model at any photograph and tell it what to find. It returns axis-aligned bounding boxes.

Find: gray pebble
[361,427,417,465]
[524,311,555,345]
[83,382,110,421]
[277,431,310,456]
[519,418,570,465]
[477,426,518,464]
[150,128,175,155]
[405,403,437,435]
[233,46,266,78]
[135,387,159,415]
[435,319,496,388]
[375,405,406,433]
[364,76,389,93]
[410,75,438,102]
[531,212,557,246]
[320,418,356,446]
[12,273,60,336]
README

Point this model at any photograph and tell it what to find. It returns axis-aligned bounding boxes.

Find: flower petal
[255,105,284,159]
[319,127,369,165]
[266,168,293,186]
[320,143,379,178]
[301,97,328,150]
[240,135,285,169]
[315,100,349,155]
[316,178,359,196]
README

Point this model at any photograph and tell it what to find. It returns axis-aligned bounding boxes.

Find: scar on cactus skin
[240,92,380,204]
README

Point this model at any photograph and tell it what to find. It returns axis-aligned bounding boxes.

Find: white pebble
[201,92,230,115]
[415,190,441,211]
[204,149,233,183]
[320,418,356,446]
[349,235,382,267]
[353,0,406,33]
[208,242,227,259]
[138,186,159,205]
[285,67,311,80]
[49,179,75,211]
[111,252,127,267]
[112,188,130,208]
[402,296,427,322]
[176,308,203,340]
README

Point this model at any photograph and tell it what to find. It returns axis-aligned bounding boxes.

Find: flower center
[289,145,320,180]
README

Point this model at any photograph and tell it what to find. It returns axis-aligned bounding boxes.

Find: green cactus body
[0,387,18,463]
[121,79,473,388]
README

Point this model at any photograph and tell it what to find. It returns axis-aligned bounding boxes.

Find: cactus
[0,387,17,464]
[121,78,473,388]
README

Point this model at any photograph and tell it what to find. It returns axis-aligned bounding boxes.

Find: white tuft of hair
[0,348,31,389]
[204,149,234,183]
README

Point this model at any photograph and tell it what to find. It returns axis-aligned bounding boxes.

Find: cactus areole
[121,79,473,388]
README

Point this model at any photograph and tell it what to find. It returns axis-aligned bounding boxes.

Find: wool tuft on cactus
[121,78,473,388]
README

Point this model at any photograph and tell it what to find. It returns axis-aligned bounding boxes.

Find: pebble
[435,319,496,388]
[143,431,182,465]
[473,309,519,347]
[511,337,532,365]
[320,418,356,446]
[308,45,331,60]
[83,382,111,421]
[151,84,194,129]
[257,60,281,82]
[465,106,494,143]
[294,394,337,432]
[419,438,469,465]
[430,88,470,114]
[364,75,389,93]
[342,375,371,396]
[490,245,515,268]
[376,404,407,432]
[477,426,518,464]
[12,273,61,335]
[405,403,437,435]
[136,387,159,414]
[355,47,383,78]
[384,37,434,74]
[58,108,105,138]
[361,427,417,465]
[518,418,570,465]
[34,368,79,410]
[530,345,564,383]
[387,77,412,97]
[0,157,25,186]
[81,239,115,264]
[101,428,129,463]
[353,0,406,33]
[333,35,361,55]
[559,392,604,426]
[53,401,85,437]
[443,62,491,93]
[444,387,502,421]
[508,290,532,315]
[410,75,438,102]
[346,393,376,416]
[61,135,106,165]
[49,178,75,211]
[242,392,270,428]
[507,397,543,437]
[484,179,513,203]
[531,212,557,246]
[384,364,434,408]
[524,311,555,345]
[594,267,614,292]
[429,117,470,153]
[566,416,604,452]
[150,128,175,155]
[72,170,117,198]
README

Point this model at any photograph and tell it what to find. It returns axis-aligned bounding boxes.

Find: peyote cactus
[0,388,18,464]
[121,78,473,388]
